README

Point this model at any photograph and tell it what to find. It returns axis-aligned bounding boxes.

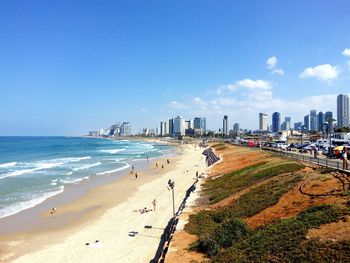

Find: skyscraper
[194,117,206,135]
[325,111,333,132]
[233,123,240,132]
[285,117,291,131]
[168,118,174,136]
[304,115,310,131]
[223,115,229,135]
[317,112,325,131]
[310,110,317,131]
[173,116,185,136]
[160,121,165,136]
[259,113,268,131]
[337,94,349,128]
[120,122,132,136]
[272,112,281,132]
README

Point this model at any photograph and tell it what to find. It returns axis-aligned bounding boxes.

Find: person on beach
[342,150,348,170]
[50,207,56,214]
[135,172,138,179]
[162,164,164,169]
[167,159,170,164]
[147,156,149,163]
[196,170,199,178]
[156,163,158,168]
[152,199,157,211]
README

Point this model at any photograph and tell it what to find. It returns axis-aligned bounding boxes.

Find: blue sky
[1,0,350,135]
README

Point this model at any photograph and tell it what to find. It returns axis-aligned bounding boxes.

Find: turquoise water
[0,137,173,218]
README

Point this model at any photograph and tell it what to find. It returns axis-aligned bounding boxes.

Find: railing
[150,179,199,263]
[262,147,349,172]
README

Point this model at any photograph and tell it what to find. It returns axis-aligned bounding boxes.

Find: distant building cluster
[256,94,349,134]
[88,122,132,137]
[158,116,207,137]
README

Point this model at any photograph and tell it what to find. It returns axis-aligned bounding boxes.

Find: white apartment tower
[259,113,268,131]
[173,116,185,136]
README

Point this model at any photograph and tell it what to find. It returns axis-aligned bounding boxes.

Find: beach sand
[0,144,206,263]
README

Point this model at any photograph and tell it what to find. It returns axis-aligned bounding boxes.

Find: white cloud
[266,56,278,69]
[271,68,285,75]
[236,79,272,90]
[300,64,338,82]
[193,97,208,106]
[168,101,188,109]
[342,48,350,57]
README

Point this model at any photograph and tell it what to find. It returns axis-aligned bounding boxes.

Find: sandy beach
[0,143,207,263]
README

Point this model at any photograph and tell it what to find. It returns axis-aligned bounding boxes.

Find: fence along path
[263,147,349,173]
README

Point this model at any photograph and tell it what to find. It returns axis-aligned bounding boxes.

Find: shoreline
[0,137,178,228]
[0,143,206,262]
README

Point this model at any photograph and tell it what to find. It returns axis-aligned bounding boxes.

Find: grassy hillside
[184,145,350,262]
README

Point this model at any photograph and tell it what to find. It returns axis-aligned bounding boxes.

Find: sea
[0,136,173,219]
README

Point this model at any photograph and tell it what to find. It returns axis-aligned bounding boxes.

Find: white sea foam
[72,162,102,171]
[100,149,126,154]
[0,186,65,219]
[96,163,130,175]
[0,162,17,168]
[59,177,86,185]
[0,156,92,180]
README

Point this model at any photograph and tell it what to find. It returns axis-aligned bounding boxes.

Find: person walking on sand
[156,163,158,168]
[147,156,149,163]
[167,159,170,164]
[152,199,157,211]
[342,150,348,170]
[196,170,199,178]
[135,172,138,179]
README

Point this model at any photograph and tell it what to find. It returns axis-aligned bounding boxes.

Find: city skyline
[1,1,350,135]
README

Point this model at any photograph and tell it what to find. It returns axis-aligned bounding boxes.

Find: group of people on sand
[155,159,170,169]
[139,199,157,214]
[130,164,138,179]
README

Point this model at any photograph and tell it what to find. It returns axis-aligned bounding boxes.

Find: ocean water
[0,137,173,219]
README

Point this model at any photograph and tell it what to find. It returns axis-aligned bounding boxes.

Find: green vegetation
[212,205,348,263]
[203,162,303,204]
[185,154,350,262]
[186,174,302,238]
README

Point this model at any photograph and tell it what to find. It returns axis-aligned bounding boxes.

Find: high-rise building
[223,115,229,135]
[337,94,349,128]
[310,110,317,131]
[259,113,268,131]
[325,111,333,132]
[168,118,174,136]
[272,112,281,132]
[173,116,185,136]
[317,112,325,131]
[285,117,291,131]
[233,123,240,132]
[304,115,310,131]
[193,117,206,135]
[160,121,165,136]
[294,122,303,130]
[120,122,132,136]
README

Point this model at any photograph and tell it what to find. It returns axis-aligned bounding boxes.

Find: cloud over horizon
[299,64,338,82]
